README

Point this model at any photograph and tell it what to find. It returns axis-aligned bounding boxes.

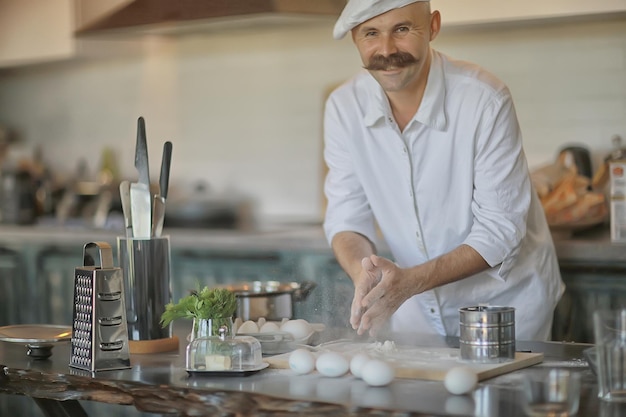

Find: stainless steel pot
[222,280,316,321]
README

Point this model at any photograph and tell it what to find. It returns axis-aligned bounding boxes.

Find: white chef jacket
[323,49,564,341]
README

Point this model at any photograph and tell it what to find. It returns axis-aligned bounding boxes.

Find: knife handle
[159,141,172,200]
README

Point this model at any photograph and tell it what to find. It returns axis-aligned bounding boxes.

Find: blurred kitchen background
[0,0,625,230]
[0,11,624,416]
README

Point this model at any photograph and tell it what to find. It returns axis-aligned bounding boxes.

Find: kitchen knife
[130,116,152,239]
[152,141,172,237]
[119,180,133,238]
[159,141,172,200]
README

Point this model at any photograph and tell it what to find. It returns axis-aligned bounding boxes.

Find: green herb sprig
[160,287,237,328]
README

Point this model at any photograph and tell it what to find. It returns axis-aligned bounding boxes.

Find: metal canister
[459,306,515,363]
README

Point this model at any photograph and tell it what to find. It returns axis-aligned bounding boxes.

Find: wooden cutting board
[265,341,543,381]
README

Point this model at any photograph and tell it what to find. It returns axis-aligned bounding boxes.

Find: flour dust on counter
[266,341,543,382]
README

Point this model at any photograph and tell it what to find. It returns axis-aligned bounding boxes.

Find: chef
[323,0,565,340]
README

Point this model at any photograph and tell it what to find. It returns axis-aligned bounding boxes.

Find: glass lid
[186,332,264,373]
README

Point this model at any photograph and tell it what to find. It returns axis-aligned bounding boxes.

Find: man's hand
[352,255,415,337]
[350,256,382,332]
[333,231,490,337]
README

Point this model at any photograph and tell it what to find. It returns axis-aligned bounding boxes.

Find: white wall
[0,15,624,225]
[433,18,626,170]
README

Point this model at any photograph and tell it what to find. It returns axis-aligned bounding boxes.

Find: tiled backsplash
[0,16,624,223]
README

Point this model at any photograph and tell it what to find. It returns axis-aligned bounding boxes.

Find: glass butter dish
[186,326,267,376]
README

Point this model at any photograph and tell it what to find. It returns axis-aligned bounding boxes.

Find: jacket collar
[363,49,447,131]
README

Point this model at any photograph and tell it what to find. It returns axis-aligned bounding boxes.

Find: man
[323,0,564,340]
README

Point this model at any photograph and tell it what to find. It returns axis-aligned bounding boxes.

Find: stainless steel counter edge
[0,225,334,253]
[552,226,626,263]
[0,224,624,262]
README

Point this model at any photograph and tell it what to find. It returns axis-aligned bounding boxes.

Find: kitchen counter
[0,225,620,415]
[0,224,333,253]
[0,222,622,344]
[0,322,611,417]
[0,222,623,260]
[551,223,626,263]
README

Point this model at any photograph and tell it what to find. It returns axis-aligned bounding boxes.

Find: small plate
[0,324,72,359]
[0,324,72,344]
[186,362,269,377]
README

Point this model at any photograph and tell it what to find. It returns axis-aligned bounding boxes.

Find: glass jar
[190,317,234,340]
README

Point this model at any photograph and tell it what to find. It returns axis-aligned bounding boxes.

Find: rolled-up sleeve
[462,90,530,280]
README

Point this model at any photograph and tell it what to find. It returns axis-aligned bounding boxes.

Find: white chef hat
[333,0,430,40]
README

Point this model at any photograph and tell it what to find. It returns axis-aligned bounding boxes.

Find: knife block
[69,242,131,372]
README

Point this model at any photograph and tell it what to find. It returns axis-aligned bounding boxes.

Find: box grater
[69,241,131,372]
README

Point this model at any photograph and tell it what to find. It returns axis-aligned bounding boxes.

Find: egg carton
[234,318,325,355]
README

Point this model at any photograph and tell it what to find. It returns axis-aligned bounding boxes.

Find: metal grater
[69,241,131,372]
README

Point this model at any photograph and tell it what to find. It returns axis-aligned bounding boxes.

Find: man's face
[351,3,440,93]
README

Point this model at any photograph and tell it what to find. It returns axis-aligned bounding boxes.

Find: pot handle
[293,280,316,301]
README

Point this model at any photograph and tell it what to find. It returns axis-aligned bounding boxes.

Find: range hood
[75,0,346,35]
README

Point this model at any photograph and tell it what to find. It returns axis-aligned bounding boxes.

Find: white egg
[259,321,281,333]
[349,353,371,379]
[444,366,478,395]
[316,352,349,377]
[236,320,259,334]
[288,348,316,375]
[280,319,313,340]
[361,359,395,387]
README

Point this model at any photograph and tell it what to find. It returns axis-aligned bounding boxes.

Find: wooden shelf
[0,0,74,68]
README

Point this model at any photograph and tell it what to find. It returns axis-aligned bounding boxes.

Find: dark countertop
[0,322,616,417]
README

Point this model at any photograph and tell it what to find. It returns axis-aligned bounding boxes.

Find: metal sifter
[69,241,131,372]
[459,305,516,363]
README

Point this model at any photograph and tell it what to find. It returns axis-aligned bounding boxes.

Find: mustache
[364,52,418,71]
